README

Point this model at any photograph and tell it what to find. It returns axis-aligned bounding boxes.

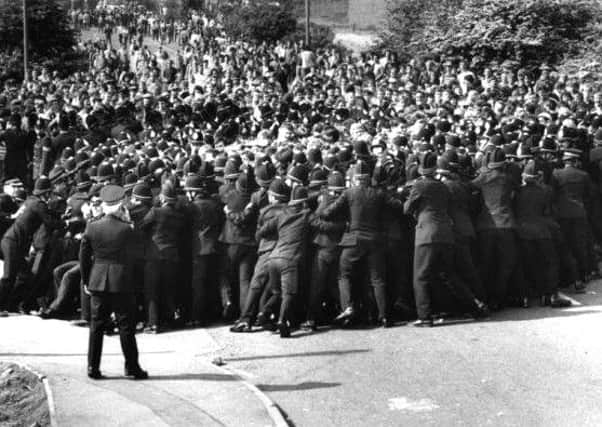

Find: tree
[219,1,297,43]
[381,0,601,69]
[0,0,78,59]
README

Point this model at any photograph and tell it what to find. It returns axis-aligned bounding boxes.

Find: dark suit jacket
[79,214,135,293]
[472,168,517,230]
[219,189,257,246]
[190,195,224,256]
[258,206,311,262]
[514,182,552,240]
[310,194,345,248]
[3,196,59,249]
[255,203,286,254]
[141,201,187,261]
[128,202,152,260]
[444,178,477,239]
[551,165,592,219]
[404,176,454,245]
[321,185,402,247]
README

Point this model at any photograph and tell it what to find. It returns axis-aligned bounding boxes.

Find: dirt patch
[0,362,50,427]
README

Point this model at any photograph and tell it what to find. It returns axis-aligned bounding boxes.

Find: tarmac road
[207,281,602,427]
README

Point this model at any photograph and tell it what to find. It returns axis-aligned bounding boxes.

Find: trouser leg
[112,293,140,371]
[368,246,387,320]
[49,261,80,313]
[338,246,361,311]
[413,244,439,320]
[88,293,110,371]
[240,253,269,324]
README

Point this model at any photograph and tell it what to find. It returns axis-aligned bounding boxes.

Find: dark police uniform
[80,185,146,379]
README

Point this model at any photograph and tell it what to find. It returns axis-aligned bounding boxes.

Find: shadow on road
[257,381,341,392]
[0,350,175,357]
[225,348,371,362]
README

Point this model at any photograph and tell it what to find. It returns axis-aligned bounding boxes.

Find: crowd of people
[0,4,600,339]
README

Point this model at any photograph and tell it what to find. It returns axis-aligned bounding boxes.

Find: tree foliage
[0,0,78,59]
[219,1,297,43]
[381,0,602,69]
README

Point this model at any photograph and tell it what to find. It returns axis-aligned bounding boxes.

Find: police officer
[552,148,593,293]
[0,177,58,314]
[80,185,147,380]
[321,160,401,328]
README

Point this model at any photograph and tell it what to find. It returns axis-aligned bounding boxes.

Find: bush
[0,0,78,59]
[219,1,297,43]
[381,0,602,70]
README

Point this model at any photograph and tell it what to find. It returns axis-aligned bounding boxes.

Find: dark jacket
[219,188,257,246]
[255,203,287,254]
[321,185,402,247]
[141,201,187,261]
[189,195,224,256]
[472,168,517,230]
[310,193,345,248]
[1,129,33,182]
[3,196,59,249]
[258,206,312,261]
[404,176,454,245]
[514,182,552,240]
[443,177,477,239]
[551,165,592,219]
[128,202,152,260]
[79,214,135,293]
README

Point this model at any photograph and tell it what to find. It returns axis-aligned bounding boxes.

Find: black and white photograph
[0,0,602,425]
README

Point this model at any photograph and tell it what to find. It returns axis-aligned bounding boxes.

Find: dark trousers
[48,261,80,313]
[558,218,590,282]
[413,243,477,320]
[307,246,339,321]
[477,229,517,307]
[240,252,272,324]
[88,292,139,372]
[144,259,178,326]
[218,244,257,312]
[338,242,387,320]
[0,237,29,311]
[80,280,91,322]
[385,239,413,311]
[267,257,298,325]
[519,238,556,296]
[454,237,486,301]
[190,254,216,322]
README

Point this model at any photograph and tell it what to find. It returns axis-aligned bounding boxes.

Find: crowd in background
[0,3,599,337]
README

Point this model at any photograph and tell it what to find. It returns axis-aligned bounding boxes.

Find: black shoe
[379,318,393,328]
[473,301,490,319]
[39,309,59,320]
[70,319,89,327]
[124,367,149,380]
[334,307,354,325]
[550,293,572,308]
[143,325,160,334]
[300,320,317,331]
[413,319,433,328]
[230,321,252,333]
[278,321,291,338]
[257,312,277,331]
[0,310,8,318]
[87,367,104,380]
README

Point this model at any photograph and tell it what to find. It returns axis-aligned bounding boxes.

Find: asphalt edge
[2,360,59,427]
[213,363,290,427]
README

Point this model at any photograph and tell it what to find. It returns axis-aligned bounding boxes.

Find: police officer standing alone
[80,185,148,380]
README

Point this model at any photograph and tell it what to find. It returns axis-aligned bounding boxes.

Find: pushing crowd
[0,4,599,338]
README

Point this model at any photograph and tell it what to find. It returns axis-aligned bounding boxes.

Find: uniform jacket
[258,206,312,262]
[321,185,402,247]
[128,202,152,260]
[443,177,477,239]
[551,165,592,219]
[3,196,59,249]
[1,129,33,182]
[219,188,257,246]
[310,193,346,248]
[514,182,552,240]
[255,203,287,254]
[472,168,517,230]
[79,214,135,293]
[189,195,224,256]
[141,201,187,261]
[404,176,454,245]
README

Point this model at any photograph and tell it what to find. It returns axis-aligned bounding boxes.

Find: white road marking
[388,397,439,412]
